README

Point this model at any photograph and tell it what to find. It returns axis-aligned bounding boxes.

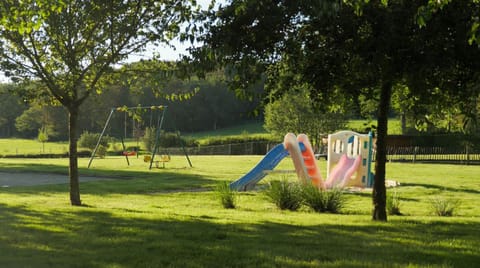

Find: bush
[301,183,329,212]
[387,190,402,215]
[78,131,109,151]
[143,128,192,151]
[96,145,107,158]
[430,197,460,216]
[143,127,156,151]
[215,181,236,209]
[265,179,302,211]
[301,184,345,213]
[325,188,345,213]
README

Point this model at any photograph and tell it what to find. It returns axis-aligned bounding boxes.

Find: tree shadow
[0,203,478,267]
[401,182,480,195]
[0,163,217,195]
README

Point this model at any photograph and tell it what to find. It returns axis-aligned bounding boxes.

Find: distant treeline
[0,77,263,140]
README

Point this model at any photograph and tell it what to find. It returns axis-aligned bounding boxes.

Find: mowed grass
[0,138,69,155]
[0,155,479,267]
[0,118,401,156]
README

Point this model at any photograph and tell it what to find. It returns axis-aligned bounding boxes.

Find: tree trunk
[372,80,391,221]
[68,105,82,206]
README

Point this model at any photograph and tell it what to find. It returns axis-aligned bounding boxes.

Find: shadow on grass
[0,162,217,195]
[0,203,478,267]
[401,182,480,195]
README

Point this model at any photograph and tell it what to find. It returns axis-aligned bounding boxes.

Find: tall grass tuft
[301,183,328,212]
[386,189,402,215]
[265,179,302,211]
[324,187,345,213]
[430,197,460,216]
[215,181,237,209]
[301,184,345,213]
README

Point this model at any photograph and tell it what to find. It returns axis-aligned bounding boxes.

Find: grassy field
[0,119,402,155]
[0,155,479,267]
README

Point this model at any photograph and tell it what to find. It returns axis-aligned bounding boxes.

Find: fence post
[466,144,470,165]
[413,146,418,163]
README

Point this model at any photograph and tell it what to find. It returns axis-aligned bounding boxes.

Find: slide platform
[229,144,289,191]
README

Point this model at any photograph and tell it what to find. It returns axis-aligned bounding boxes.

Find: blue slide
[230,144,289,191]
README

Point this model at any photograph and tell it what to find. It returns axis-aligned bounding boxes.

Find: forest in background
[0,71,263,141]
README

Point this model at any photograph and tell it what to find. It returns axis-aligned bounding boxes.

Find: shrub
[96,145,107,158]
[301,184,345,213]
[215,181,236,209]
[324,187,345,213]
[430,197,460,217]
[265,179,302,211]
[143,128,192,151]
[386,190,402,215]
[78,131,109,151]
[143,127,156,151]
[301,183,328,212]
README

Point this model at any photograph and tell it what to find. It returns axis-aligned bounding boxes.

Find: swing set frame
[87,105,192,169]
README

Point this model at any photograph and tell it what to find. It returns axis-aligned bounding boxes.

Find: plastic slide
[296,134,325,189]
[283,133,309,183]
[229,144,289,191]
[325,154,362,188]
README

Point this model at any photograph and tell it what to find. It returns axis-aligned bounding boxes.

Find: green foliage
[143,127,157,152]
[300,183,329,212]
[157,131,188,148]
[78,131,109,151]
[143,128,192,151]
[264,86,347,147]
[37,127,49,143]
[430,197,461,217]
[386,190,402,215]
[265,179,302,211]
[215,181,236,209]
[96,145,107,158]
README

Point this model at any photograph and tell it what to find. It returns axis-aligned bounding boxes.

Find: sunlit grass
[0,156,479,267]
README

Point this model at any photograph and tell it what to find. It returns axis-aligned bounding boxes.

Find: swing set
[87,105,192,169]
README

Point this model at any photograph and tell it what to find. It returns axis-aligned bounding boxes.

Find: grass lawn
[0,155,479,267]
[0,138,70,155]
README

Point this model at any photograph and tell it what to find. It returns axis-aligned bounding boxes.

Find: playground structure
[87,105,192,169]
[230,131,374,191]
[325,130,374,188]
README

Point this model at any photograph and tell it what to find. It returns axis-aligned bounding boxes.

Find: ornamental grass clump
[324,187,345,213]
[265,179,302,211]
[300,183,329,212]
[301,183,346,213]
[215,181,237,209]
[430,197,460,217]
[386,189,402,215]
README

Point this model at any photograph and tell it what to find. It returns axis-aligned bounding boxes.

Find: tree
[264,85,347,148]
[0,84,27,137]
[38,126,49,153]
[0,0,197,205]
[190,0,480,221]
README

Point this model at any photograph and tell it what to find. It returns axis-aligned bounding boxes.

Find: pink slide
[325,154,362,188]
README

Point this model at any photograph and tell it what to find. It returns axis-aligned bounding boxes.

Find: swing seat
[122,151,136,156]
[143,154,171,168]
